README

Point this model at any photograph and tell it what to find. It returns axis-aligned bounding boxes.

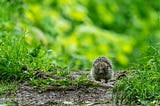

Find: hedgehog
[91,56,113,83]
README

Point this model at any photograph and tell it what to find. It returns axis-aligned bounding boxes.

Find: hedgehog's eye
[106,66,109,69]
[101,68,105,71]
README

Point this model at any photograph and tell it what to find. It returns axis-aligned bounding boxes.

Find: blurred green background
[0,0,160,70]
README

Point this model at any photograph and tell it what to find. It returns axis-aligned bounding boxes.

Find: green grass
[0,82,17,95]
[28,70,91,91]
[0,34,30,82]
[0,31,61,82]
[114,46,160,105]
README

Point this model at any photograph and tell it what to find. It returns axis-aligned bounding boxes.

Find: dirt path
[0,71,126,106]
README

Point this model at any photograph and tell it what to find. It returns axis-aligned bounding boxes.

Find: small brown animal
[91,56,113,82]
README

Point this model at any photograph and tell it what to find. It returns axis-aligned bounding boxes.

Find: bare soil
[0,70,126,106]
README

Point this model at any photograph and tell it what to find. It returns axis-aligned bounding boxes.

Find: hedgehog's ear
[92,62,95,66]
[108,61,112,68]
[92,59,97,66]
